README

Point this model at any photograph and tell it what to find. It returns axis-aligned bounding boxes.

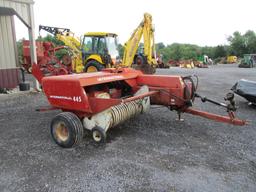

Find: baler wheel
[51,112,84,148]
[92,126,106,144]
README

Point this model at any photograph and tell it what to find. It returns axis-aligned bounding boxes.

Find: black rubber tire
[92,126,106,144]
[19,82,30,91]
[50,112,84,148]
[135,55,145,65]
[84,60,104,72]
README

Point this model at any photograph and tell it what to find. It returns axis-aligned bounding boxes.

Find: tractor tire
[133,55,156,74]
[135,55,145,65]
[133,63,156,74]
[84,60,104,72]
[50,112,84,148]
[92,126,106,144]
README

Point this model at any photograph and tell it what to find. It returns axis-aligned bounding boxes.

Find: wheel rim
[55,122,69,142]
[28,67,32,73]
[137,58,142,65]
[92,130,102,142]
[87,66,98,72]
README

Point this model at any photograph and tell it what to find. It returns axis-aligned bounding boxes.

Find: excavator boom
[143,13,156,64]
[122,13,157,73]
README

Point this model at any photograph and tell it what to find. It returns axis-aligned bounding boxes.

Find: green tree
[201,46,214,58]
[213,45,227,58]
[16,38,25,65]
[227,30,256,57]
[244,30,256,54]
[155,42,165,51]
[37,34,68,60]
[117,43,124,58]
[169,43,182,61]
[37,34,64,46]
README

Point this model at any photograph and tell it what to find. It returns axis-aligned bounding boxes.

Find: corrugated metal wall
[0,0,34,88]
[0,68,20,88]
[0,15,20,88]
[0,15,17,69]
[0,0,31,27]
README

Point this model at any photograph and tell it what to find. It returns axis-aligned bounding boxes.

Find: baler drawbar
[32,63,247,148]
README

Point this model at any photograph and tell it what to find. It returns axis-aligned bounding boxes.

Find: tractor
[239,54,256,68]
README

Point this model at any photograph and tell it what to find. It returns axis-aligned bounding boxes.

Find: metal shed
[0,0,36,89]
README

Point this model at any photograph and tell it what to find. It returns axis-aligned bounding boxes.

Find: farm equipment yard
[0,64,256,192]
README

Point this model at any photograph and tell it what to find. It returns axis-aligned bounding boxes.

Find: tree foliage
[228,30,256,57]
[37,34,68,60]
[16,38,25,64]
[117,43,124,58]
[213,45,227,58]
[17,30,256,64]
[155,30,256,62]
[157,43,202,62]
[37,34,64,46]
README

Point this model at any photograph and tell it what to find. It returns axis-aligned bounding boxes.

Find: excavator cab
[81,32,120,72]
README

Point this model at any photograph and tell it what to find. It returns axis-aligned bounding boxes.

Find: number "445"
[73,96,82,102]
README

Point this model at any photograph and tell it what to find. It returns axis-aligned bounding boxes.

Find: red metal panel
[137,75,186,106]
[40,69,142,115]
[0,68,20,88]
[23,40,45,58]
[42,69,140,87]
[137,75,183,88]
[42,77,90,113]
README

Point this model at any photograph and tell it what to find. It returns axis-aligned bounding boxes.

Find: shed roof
[0,0,34,27]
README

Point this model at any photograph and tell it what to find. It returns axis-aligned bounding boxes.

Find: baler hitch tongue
[186,92,247,126]
[195,92,237,112]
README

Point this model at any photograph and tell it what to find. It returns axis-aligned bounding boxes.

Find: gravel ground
[0,64,256,192]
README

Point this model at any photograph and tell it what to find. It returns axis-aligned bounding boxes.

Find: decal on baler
[49,95,82,103]
[97,75,123,82]
[73,96,82,102]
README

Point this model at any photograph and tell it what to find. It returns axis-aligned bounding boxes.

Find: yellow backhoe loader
[81,32,119,72]
[121,13,157,74]
[39,26,120,73]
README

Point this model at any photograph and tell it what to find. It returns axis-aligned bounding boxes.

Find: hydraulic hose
[182,75,198,102]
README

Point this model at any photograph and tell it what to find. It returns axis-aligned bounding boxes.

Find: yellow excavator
[121,13,157,74]
[39,26,120,73]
